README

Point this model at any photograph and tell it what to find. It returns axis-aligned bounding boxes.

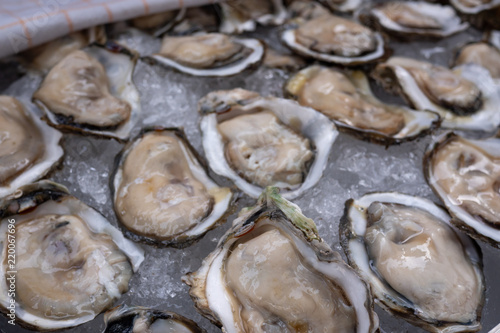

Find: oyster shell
[450,0,500,29]
[361,1,468,38]
[0,181,144,330]
[340,192,484,332]
[424,132,500,247]
[131,9,186,36]
[150,33,264,76]
[453,42,500,79]
[372,56,500,131]
[0,96,63,198]
[183,187,379,333]
[111,128,233,248]
[220,0,287,34]
[285,65,440,144]
[33,42,141,140]
[104,305,205,333]
[198,88,337,199]
[281,13,386,65]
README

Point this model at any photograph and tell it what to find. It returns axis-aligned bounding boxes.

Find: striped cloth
[0,0,219,59]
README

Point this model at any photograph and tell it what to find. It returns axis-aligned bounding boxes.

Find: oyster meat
[285,65,440,144]
[33,42,141,140]
[282,13,385,65]
[0,96,63,198]
[372,56,500,131]
[220,0,287,34]
[363,1,468,38]
[199,88,337,199]
[425,133,500,247]
[0,181,144,330]
[112,128,232,247]
[340,192,484,332]
[151,33,264,76]
[184,187,379,333]
[104,305,205,333]
[454,42,500,79]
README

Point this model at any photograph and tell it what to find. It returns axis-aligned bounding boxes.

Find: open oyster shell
[0,96,63,198]
[111,128,233,248]
[0,181,144,331]
[372,56,500,132]
[149,33,264,77]
[340,192,485,333]
[183,187,379,333]
[219,0,287,34]
[360,1,468,39]
[281,13,386,66]
[285,65,440,144]
[33,41,141,141]
[424,132,500,248]
[453,42,500,79]
[198,88,337,199]
[104,304,205,333]
[450,0,500,28]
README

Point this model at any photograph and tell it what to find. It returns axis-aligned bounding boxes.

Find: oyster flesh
[454,42,500,79]
[33,42,141,140]
[199,88,337,199]
[220,0,287,34]
[340,192,484,332]
[183,187,379,333]
[282,13,385,66]
[361,1,468,38]
[285,65,440,144]
[104,305,205,333]
[372,56,500,131]
[112,128,232,247]
[0,96,63,198]
[425,132,500,247]
[0,181,144,330]
[150,33,264,77]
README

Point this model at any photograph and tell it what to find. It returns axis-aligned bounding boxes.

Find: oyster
[219,0,287,34]
[281,13,385,65]
[0,181,144,330]
[150,33,264,76]
[372,56,500,131]
[183,187,379,333]
[320,0,364,12]
[454,42,500,79]
[111,128,232,247]
[424,132,500,247]
[33,42,141,140]
[0,96,63,198]
[198,88,337,199]
[285,65,440,144]
[340,192,484,332]
[131,9,185,36]
[361,1,468,38]
[104,305,205,333]
[172,6,220,35]
[263,46,306,71]
[450,0,500,29]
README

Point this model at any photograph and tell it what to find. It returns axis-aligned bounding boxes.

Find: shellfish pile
[1,0,500,332]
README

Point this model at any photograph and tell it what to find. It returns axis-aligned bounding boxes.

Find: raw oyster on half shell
[111,128,232,247]
[0,181,144,331]
[198,88,337,199]
[454,42,500,79]
[285,65,440,144]
[183,187,379,333]
[340,192,484,332]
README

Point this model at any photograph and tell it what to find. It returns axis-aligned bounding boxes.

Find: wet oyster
[361,2,468,38]
[263,46,306,71]
[425,132,500,247]
[183,187,379,333]
[104,305,205,333]
[450,0,500,29]
[282,13,385,65]
[340,192,484,332]
[0,181,144,330]
[111,128,232,247]
[454,42,500,79]
[172,6,220,35]
[285,65,440,144]
[0,96,63,198]
[150,33,264,76]
[372,56,500,131]
[33,42,141,140]
[131,9,185,36]
[199,88,337,199]
[219,0,287,34]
